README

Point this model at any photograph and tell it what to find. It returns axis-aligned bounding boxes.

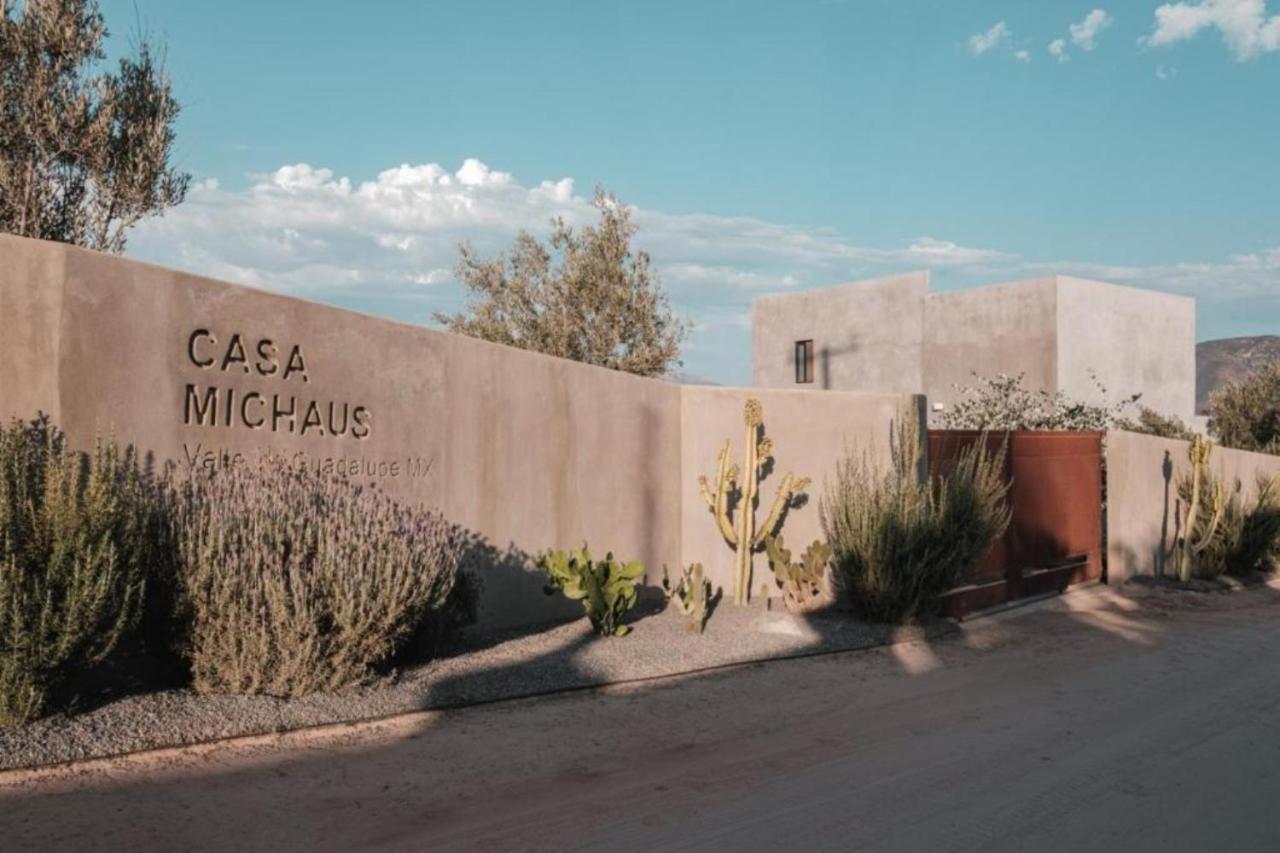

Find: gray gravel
[0,596,954,772]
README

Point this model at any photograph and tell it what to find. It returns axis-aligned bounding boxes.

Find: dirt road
[3,584,1280,852]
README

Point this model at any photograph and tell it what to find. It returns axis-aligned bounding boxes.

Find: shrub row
[0,415,470,724]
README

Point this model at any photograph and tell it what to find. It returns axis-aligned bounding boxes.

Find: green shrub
[1232,475,1280,575]
[539,545,643,636]
[172,454,465,696]
[821,412,1011,623]
[0,416,160,724]
[1208,363,1280,454]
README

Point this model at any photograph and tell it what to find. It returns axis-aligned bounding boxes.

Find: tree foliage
[938,372,1140,431]
[1115,406,1195,441]
[0,0,189,253]
[1208,363,1280,455]
[436,188,687,377]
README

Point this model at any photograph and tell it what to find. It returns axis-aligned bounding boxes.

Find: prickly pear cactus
[539,545,644,637]
[662,563,713,634]
[764,535,833,613]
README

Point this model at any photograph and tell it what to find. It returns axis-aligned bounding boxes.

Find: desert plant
[1172,435,1232,582]
[171,454,465,696]
[821,410,1011,623]
[763,535,832,614]
[0,415,159,723]
[1228,475,1280,575]
[539,545,644,637]
[698,398,810,606]
[661,563,713,633]
[1208,363,1280,454]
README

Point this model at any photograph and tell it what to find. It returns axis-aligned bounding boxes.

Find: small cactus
[662,563,713,634]
[698,399,810,606]
[764,535,833,613]
[539,545,643,637]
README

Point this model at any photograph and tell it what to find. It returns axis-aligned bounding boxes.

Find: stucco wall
[680,386,920,601]
[751,272,928,392]
[1057,277,1196,424]
[924,278,1059,414]
[1105,430,1280,584]
[1,235,909,630]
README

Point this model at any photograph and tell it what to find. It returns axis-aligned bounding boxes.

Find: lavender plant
[0,415,158,724]
[172,454,466,696]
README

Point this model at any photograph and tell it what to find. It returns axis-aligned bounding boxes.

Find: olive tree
[437,188,688,378]
[1208,363,1280,454]
[0,0,189,253]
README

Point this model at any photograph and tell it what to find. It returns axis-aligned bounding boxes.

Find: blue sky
[103,0,1280,384]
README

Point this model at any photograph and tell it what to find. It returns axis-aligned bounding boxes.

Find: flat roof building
[752,272,1196,424]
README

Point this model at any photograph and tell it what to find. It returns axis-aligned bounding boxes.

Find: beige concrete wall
[0,236,66,421]
[1105,430,1280,584]
[751,272,928,392]
[923,278,1059,415]
[680,386,920,601]
[1,235,687,630]
[1,235,907,630]
[1057,277,1196,424]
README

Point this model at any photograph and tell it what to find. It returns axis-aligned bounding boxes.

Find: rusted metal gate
[928,430,1103,619]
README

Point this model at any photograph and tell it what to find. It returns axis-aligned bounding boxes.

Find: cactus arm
[699,442,729,508]
[735,417,760,605]
[753,474,812,547]
[1191,482,1226,555]
[704,442,739,545]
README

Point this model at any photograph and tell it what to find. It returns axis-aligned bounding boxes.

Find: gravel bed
[0,598,955,772]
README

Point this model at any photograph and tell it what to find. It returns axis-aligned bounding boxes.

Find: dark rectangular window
[795,339,814,384]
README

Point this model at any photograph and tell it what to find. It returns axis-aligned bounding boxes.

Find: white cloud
[1156,63,1180,78]
[126,156,1277,383]
[1015,49,1031,62]
[1048,38,1069,61]
[1144,0,1280,60]
[1008,249,1280,300]
[1070,9,1115,50]
[969,21,1010,55]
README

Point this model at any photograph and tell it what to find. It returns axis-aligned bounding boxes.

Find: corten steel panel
[928,430,1104,613]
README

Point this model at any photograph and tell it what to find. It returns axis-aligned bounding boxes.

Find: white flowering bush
[938,372,1140,431]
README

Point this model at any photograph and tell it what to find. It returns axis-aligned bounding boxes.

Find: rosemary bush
[0,416,159,724]
[173,454,466,696]
[821,412,1011,623]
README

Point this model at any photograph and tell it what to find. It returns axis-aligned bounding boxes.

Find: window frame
[794,339,814,384]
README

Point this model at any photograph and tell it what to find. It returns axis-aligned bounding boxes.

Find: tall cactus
[1175,434,1227,582]
[698,399,810,606]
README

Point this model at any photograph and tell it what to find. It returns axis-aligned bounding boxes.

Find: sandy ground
[3,582,1280,852]
[0,594,949,771]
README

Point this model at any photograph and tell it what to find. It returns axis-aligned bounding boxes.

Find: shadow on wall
[818,340,860,391]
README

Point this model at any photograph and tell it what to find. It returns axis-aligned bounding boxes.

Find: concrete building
[752,272,1197,423]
